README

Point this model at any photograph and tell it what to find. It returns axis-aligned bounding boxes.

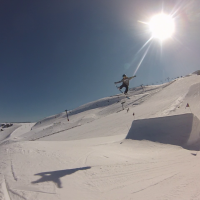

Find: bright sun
[149,13,175,41]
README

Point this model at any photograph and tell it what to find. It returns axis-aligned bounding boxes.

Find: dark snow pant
[120,83,128,94]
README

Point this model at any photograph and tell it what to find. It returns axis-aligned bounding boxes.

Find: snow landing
[1,74,200,199]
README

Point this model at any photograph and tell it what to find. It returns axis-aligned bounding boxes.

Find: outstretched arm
[128,75,136,80]
[114,80,122,84]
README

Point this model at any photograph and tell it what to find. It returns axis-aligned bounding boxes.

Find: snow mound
[0,124,21,142]
[180,83,200,119]
[32,112,66,130]
[126,113,200,150]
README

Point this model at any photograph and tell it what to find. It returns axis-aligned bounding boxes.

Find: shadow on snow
[31,166,91,188]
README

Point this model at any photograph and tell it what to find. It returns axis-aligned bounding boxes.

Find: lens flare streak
[133,42,152,75]
[137,36,153,55]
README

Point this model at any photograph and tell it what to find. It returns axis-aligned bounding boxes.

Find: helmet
[122,74,126,77]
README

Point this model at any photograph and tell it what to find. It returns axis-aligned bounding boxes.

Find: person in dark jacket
[114,74,136,94]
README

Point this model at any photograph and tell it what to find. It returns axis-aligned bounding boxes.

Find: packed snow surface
[1,74,200,199]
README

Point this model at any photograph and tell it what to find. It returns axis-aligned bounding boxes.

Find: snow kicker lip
[126,113,200,151]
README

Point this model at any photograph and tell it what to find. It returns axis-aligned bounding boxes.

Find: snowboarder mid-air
[114,74,136,94]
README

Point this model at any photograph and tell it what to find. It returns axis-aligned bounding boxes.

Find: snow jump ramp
[126,113,200,150]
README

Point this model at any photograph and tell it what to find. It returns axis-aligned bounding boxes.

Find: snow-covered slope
[0,124,21,142]
[13,82,174,141]
[1,74,200,200]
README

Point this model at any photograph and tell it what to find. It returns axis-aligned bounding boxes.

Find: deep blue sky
[1,0,200,122]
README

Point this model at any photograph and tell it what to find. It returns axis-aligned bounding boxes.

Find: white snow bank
[10,123,35,138]
[178,83,200,119]
[126,113,200,150]
[0,124,21,142]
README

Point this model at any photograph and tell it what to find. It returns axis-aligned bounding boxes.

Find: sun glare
[149,13,175,41]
